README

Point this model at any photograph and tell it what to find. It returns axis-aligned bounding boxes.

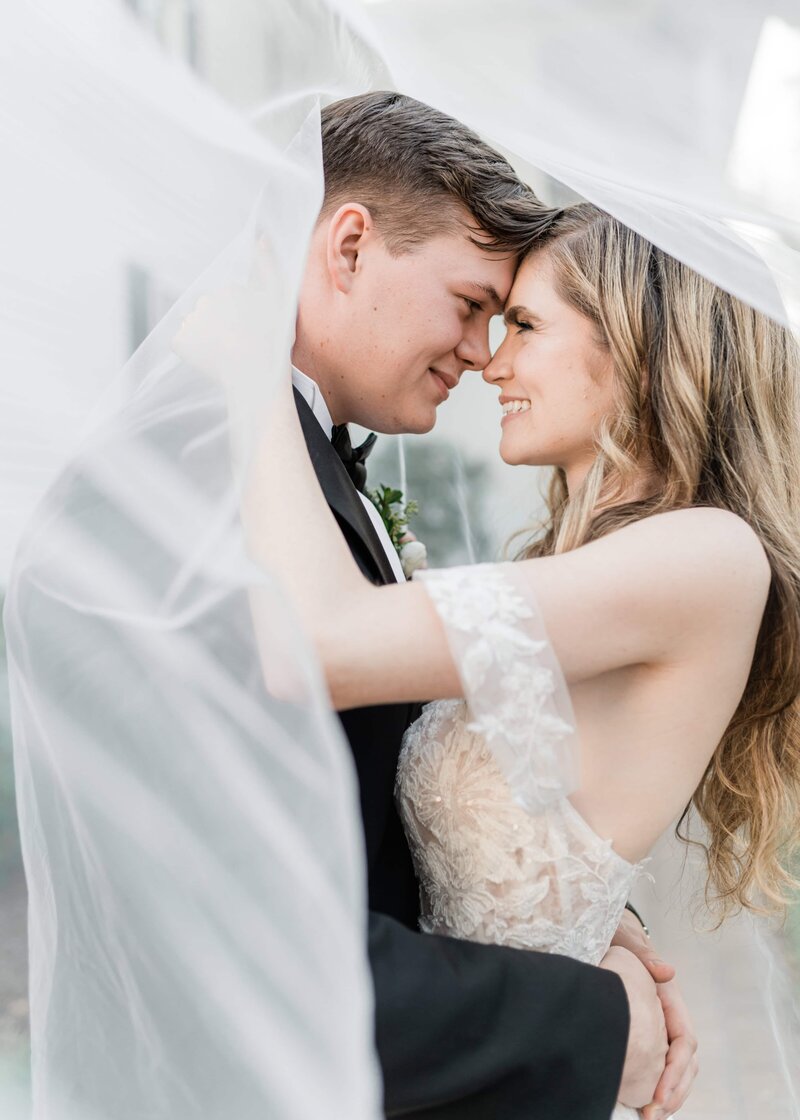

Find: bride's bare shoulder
[613,506,772,604]
[511,506,772,680]
[531,506,772,612]
[518,506,772,624]
[633,505,767,558]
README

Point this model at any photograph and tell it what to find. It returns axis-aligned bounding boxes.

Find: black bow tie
[331,424,377,493]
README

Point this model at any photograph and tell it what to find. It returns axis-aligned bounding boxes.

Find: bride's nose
[483,335,512,386]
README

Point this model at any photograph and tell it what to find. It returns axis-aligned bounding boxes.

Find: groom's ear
[325,203,373,294]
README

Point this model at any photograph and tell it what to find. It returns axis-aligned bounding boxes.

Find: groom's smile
[293,201,515,436]
[428,367,461,401]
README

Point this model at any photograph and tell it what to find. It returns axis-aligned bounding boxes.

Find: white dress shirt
[292,367,406,582]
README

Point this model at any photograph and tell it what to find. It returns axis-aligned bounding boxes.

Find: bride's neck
[564,459,662,511]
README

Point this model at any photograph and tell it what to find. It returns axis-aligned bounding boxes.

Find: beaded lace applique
[397,565,644,966]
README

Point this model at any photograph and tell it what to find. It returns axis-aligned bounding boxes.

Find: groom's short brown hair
[321,91,555,257]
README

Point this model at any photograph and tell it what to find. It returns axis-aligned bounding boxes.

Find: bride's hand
[642,977,699,1120]
[172,236,283,387]
[172,284,273,387]
[610,911,698,1119]
[600,946,667,1109]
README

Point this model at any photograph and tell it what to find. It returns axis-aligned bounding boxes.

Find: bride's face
[483,251,615,485]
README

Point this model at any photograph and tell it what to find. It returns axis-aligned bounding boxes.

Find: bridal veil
[1,0,799,1116]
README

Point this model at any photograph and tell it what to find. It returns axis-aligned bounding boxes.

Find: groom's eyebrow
[464,282,503,312]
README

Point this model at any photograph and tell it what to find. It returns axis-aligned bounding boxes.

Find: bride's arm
[333,509,768,708]
[247,377,769,709]
[242,374,463,704]
[175,282,769,710]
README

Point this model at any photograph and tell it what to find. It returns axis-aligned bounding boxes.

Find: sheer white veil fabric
[367,0,800,331]
[2,0,799,1117]
[3,2,386,1118]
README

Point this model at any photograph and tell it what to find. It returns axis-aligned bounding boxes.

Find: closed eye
[503,304,539,334]
[462,297,483,314]
[510,312,533,333]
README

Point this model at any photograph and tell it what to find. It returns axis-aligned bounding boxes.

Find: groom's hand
[600,946,667,1109]
[610,911,699,1119]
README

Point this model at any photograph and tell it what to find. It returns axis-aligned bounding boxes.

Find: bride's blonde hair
[517,203,800,921]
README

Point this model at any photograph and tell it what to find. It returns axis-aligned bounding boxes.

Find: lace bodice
[397,698,639,965]
[395,565,643,967]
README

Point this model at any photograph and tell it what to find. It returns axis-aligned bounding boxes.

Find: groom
[292,91,695,1120]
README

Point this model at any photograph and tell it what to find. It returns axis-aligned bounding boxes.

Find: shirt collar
[291,366,335,441]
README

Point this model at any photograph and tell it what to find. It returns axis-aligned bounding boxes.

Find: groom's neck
[291,345,348,426]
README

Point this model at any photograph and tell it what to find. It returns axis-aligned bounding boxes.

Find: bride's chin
[500,448,558,471]
[499,438,535,467]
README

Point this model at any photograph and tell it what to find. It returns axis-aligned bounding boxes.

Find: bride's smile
[500,397,531,416]
[485,250,615,491]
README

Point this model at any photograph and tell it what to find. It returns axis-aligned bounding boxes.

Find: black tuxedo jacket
[297,389,631,1120]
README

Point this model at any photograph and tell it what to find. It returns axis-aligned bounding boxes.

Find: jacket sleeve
[370,911,629,1120]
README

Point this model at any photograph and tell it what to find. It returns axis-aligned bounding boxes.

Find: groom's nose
[455,320,492,373]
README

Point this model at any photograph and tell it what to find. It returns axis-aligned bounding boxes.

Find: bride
[185,200,800,1116]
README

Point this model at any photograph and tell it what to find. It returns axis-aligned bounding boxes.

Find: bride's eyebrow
[503,304,540,326]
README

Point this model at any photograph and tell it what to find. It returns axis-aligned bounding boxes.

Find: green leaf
[367,483,420,555]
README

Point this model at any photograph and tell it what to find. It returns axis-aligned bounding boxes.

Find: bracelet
[624,902,650,938]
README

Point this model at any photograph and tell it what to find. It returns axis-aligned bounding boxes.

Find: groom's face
[297,204,515,433]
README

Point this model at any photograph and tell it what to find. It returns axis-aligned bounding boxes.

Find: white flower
[400,539,428,579]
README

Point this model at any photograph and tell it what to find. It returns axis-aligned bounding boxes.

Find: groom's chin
[394,405,438,436]
[414,413,438,435]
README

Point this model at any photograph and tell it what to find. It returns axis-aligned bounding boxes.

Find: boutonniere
[367,484,428,579]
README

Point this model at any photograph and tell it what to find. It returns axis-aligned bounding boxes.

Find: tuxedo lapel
[294,388,398,585]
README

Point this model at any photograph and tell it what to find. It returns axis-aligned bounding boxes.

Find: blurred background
[1,0,798,1112]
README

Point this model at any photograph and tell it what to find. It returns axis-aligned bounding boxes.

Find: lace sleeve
[414,562,579,814]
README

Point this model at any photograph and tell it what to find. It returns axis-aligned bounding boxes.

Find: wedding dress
[397,563,645,1120]
[6,3,800,1117]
